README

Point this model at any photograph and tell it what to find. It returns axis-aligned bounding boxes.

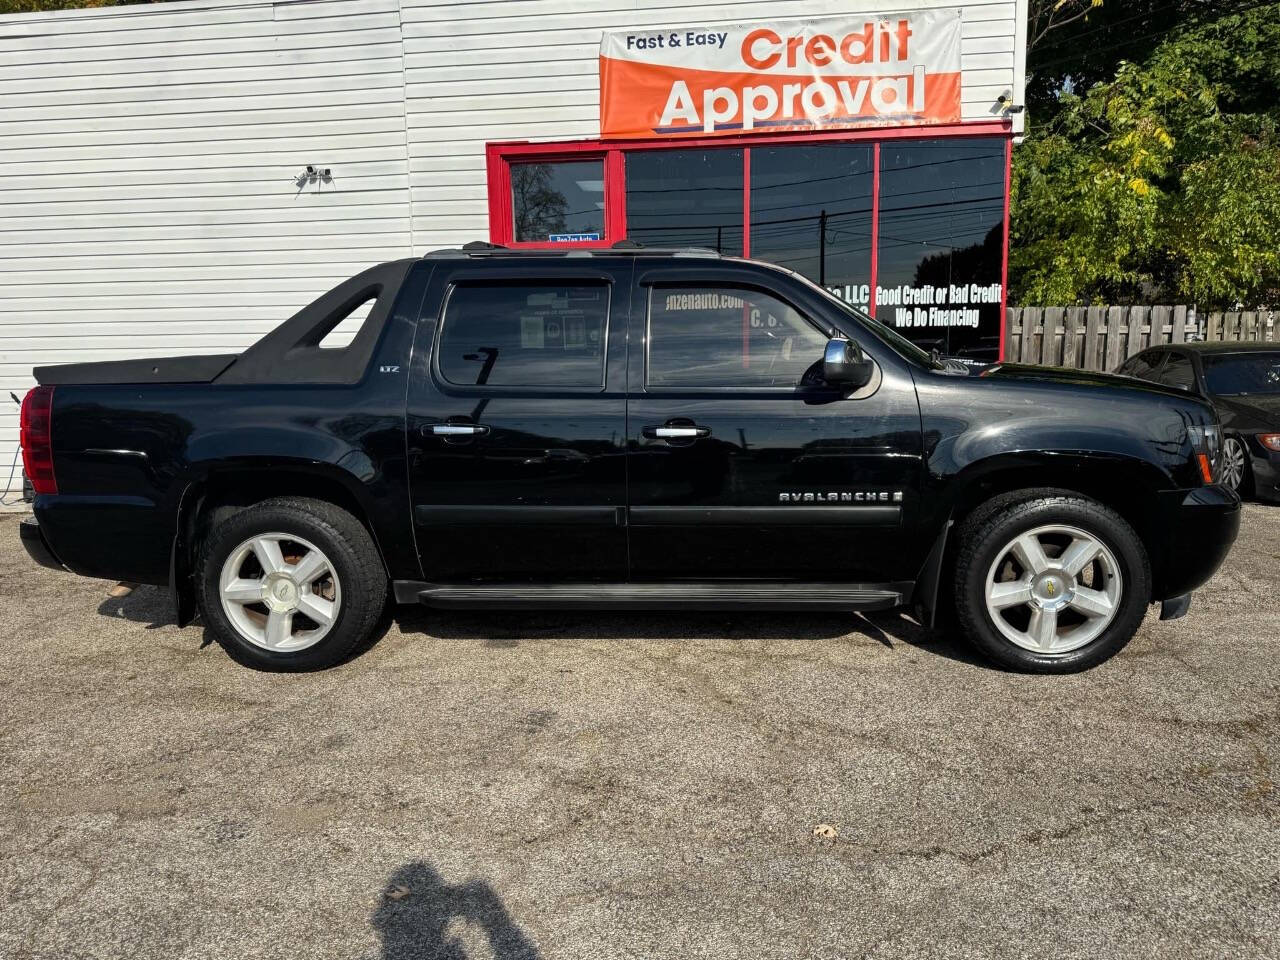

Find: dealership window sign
[600,10,963,139]
[549,232,602,243]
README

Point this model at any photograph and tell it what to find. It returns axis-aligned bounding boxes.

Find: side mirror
[822,336,874,389]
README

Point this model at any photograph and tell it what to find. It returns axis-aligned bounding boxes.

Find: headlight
[1260,433,1280,453]
[1188,423,1222,484]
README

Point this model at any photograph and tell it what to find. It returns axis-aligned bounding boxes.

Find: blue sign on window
[548,232,601,243]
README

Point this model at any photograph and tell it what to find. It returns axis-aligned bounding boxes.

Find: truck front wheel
[953,490,1151,673]
[197,497,388,671]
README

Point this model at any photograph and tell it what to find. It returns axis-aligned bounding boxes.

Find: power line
[1032,0,1279,73]
[622,152,1001,197]
[1034,0,1196,54]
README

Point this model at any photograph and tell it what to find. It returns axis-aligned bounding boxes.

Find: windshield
[1202,352,1280,395]
[783,268,944,370]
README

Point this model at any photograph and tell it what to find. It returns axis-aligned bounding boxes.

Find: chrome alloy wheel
[1221,436,1246,490]
[218,533,341,652]
[984,524,1123,655]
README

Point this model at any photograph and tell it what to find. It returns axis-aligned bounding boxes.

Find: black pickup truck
[19,246,1240,673]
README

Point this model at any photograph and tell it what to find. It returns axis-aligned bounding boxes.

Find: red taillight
[19,385,57,495]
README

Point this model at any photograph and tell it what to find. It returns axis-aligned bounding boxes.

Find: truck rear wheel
[953,490,1151,673]
[197,497,387,671]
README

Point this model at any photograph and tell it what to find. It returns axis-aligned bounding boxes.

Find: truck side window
[646,285,828,388]
[1119,350,1161,380]
[1157,352,1196,392]
[438,282,608,388]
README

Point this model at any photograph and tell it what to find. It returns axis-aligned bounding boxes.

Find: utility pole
[818,209,827,286]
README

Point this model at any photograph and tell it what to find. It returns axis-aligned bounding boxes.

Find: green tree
[1011,3,1280,307]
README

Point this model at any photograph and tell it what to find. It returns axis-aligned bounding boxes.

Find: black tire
[953,489,1151,673]
[197,497,387,671]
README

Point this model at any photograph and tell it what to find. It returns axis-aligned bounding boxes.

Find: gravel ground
[1,507,1277,960]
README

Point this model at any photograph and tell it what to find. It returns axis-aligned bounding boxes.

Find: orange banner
[600,10,964,139]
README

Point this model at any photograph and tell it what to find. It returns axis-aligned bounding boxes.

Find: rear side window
[1158,352,1196,391]
[646,285,828,388]
[438,282,608,387]
[1119,351,1162,380]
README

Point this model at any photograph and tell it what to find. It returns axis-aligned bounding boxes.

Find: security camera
[305,165,316,175]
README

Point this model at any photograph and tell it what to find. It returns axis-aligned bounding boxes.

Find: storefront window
[875,138,1005,359]
[749,145,873,311]
[625,149,744,254]
[492,132,1010,361]
[511,160,605,243]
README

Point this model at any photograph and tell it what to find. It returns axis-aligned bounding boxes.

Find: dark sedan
[1116,342,1280,501]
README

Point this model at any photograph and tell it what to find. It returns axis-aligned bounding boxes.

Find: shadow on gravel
[372,861,539,960]
[96,586,986,669]
[394,605,988,667]
[96,583,397,665]
[859,609,989,668]
[97,583,174,629]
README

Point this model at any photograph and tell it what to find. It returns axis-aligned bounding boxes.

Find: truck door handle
[426,423,490,437]
[643,424,711,440]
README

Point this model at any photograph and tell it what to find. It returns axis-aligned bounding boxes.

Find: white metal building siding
[0,0,1025,496]
[0,0,415,494]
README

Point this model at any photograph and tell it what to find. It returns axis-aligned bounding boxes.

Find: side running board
[397,581,912,612]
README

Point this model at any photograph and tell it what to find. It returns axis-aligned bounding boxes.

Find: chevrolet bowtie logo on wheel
[777,491,905,503]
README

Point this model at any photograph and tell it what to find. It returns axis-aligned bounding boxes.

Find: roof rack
[423,241,725,260]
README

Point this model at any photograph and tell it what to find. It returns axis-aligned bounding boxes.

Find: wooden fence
[1006,306,1278,371]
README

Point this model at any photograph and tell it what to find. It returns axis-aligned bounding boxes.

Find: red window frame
[486,121,1013,357]
[489,146,623,249]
